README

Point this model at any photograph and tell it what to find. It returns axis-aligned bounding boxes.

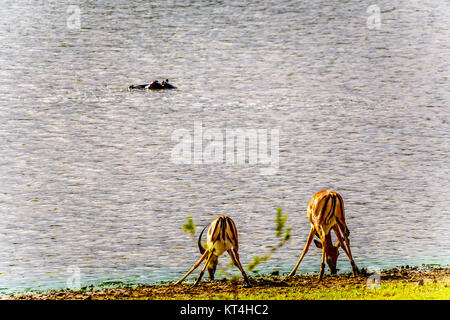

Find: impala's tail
[197,225,207,255]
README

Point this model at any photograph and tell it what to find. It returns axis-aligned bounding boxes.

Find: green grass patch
[223,281,449,300]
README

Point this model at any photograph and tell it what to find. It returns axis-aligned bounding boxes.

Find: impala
[175,215,251,286]
[288,190,359,280]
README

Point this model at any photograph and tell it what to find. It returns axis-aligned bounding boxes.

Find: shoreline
[6,265,449,300]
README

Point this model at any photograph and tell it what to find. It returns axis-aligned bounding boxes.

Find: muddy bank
[6,266,449,300]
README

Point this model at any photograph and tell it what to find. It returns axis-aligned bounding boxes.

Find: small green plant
[247,254,271,272]
[182,216,196,237]
[275,207,291,245]
[247,207,292,272]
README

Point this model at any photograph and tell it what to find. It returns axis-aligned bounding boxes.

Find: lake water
[0,0,449,294]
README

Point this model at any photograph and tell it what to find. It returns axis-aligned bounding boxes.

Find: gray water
[0,0,449,294]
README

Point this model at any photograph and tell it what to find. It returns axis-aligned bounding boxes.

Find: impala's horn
[197,225,207,254]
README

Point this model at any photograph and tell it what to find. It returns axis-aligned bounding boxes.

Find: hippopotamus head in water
[161,79,176,89]
[147,80,163,89]
[129,79,176,90]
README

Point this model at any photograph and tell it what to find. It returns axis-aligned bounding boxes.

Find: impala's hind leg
[228,249,251,286]
[175,250,208,284]
[333,225,359,276]
[288,226,315,277]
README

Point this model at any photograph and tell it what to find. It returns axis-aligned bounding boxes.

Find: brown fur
[288,190,359,280]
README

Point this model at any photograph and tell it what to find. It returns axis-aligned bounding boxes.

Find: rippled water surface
[0,0,449,293]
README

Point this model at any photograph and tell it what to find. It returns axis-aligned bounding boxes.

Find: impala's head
[197,226,219,280]
[205,255,219,280]
[314,239,341,274]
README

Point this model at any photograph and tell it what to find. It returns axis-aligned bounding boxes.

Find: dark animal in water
[128,79,176,91]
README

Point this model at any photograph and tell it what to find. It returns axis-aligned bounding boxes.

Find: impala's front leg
[318,242,326,281]
[193,251,215,286]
